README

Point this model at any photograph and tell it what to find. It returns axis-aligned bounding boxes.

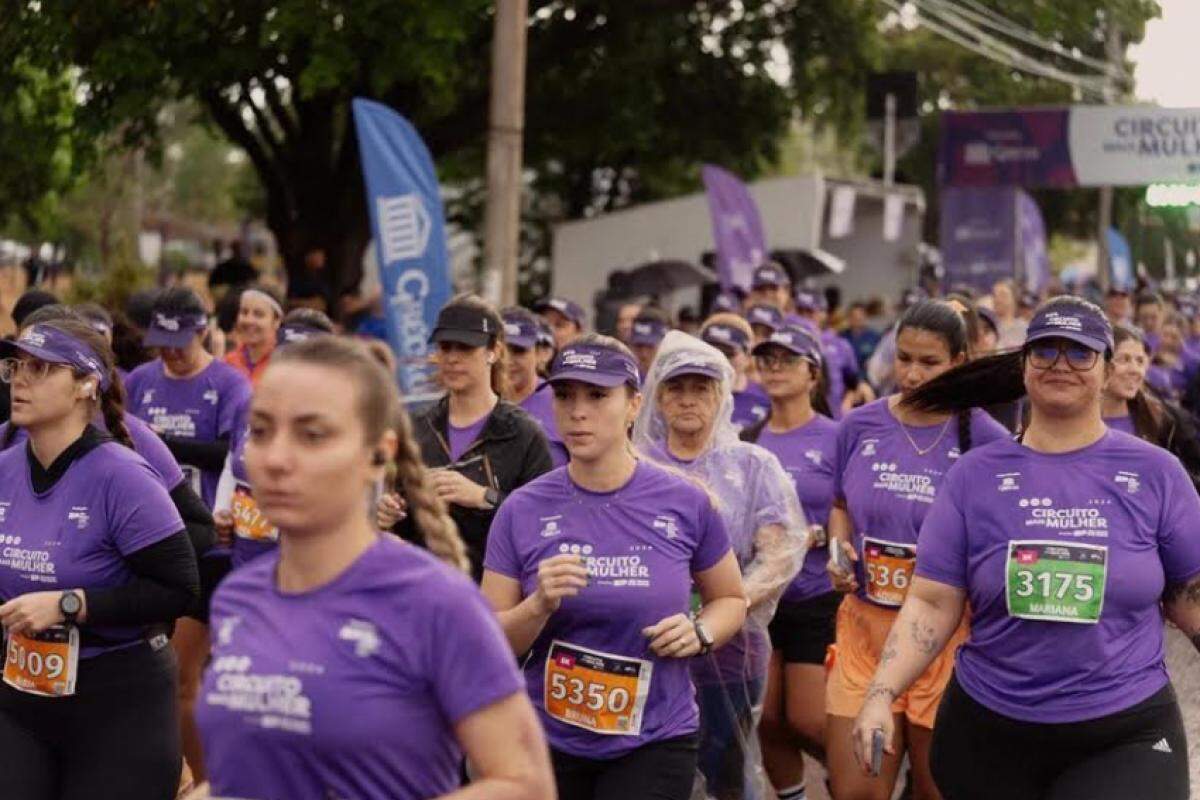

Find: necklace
[896,412,953,456]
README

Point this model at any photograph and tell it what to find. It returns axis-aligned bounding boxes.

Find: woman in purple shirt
[741,325,839,800]
[0,318,199,799]
[482,335,748,800]
[502,306,568,467]
[852,297,1200,800]
[197,335,554,800]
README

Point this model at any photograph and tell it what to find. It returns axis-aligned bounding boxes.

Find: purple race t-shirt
[520,383,568,467]
[822,330,859,419]
[0,414,184,492]
[0,438,184,658]
[125,358,251,508]
[198,536,524,800]
[447,414,489,462]
[757,414,840,602]
[732,382,770,430]
[1104,414,1135,436]
[484,461,732,758]
[833,398,1009,606]
[916,431,1200,723]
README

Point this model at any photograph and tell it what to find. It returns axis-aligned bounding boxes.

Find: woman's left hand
[643,613,701,659]
[0,591,73,635]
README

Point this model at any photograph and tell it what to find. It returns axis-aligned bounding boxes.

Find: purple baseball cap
[745,304,784,331]
[751,262,790,290]
[145,310,207,349]
[793,290,827,313]
[1,324,110,390]
[1025,299,1114,354]
[701,322,750,353]
[629,317,668,346]
[711,292,741,314]
[535,318,556,348]
[752,325,823,364]
[534,297,586,327]
[502,311,540,349]
[976,305,1000,336]
[659,351,726,384]
[548,342,640,388]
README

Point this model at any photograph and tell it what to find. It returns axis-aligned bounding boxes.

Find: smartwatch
[693,618,715,655]
[483,488,501,509]
[59,590,83,625]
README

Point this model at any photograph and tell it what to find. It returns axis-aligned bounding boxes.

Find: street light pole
[1096,15,1122,291]
[482,0,529,307]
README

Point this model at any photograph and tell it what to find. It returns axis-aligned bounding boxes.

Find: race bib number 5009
[1006,540,1107,624]
[4,626,79,697]
[544,641,652,736]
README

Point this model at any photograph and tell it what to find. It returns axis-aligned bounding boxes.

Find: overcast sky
[1131,0,1200,107]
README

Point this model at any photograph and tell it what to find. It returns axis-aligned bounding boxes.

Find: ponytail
[956,409,972,455]
[99,373,134,450]
[392,407,470,574]
[812,359,834,418]
[904,349,1027,415]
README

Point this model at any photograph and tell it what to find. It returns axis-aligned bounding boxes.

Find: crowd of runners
[1,263,1200,800]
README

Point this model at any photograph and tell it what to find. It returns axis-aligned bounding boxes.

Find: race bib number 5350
[1006,540,1107,624]
[4,626,79,697]
[544,641,652,736]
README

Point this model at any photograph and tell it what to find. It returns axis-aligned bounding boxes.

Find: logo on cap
[154,313,181,332]
[20,329,46,347]
[1042,311,1083,332]
[504,323,521,337]
[561,351,598,370]
[706,326,731,342]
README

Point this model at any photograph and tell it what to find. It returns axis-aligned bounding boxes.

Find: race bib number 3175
[1006,540,1107,624]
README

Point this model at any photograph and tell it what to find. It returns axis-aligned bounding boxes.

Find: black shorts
[768,591,841,665]
[186,552,233,624]
[551,734,698,800]
[931,673,1189,800]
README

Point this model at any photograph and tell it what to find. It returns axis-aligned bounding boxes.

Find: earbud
[372,450,387,467]
[487,355,496,364]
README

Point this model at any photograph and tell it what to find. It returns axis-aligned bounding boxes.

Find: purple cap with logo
[976,305,1000,336]
[548,342,640,388]
[745,304,784,331]
[711,292,741,314]
[752,324,823,364]
[535,318,555,348]
[793,290,827,313]
[534,297,586,327]
[751,262,791,290]
[502,311,539,349]
[276,324,330,346]
[145,311,208,349]
[2,324,110,390]
[629,317,668,346]
[1025,299,1114,353]
[701,323,750,353]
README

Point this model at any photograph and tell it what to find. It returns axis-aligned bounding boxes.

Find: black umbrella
[771,248,846,283]
[621,260,715,297]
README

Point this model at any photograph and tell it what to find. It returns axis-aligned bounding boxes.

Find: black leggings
[552,733,698,800]
[0,641,181,800]
[931,673,1189,800]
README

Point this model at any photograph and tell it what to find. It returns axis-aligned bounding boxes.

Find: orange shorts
[825,593,968,729]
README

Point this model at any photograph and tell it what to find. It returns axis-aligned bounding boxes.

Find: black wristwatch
[483,488,501,509]
[693,618,715,655]
[59,590,83,625]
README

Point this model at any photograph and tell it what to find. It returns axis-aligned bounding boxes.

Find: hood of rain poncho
[634,331,809,800]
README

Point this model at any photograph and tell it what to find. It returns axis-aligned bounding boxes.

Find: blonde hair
[272,337,470,573]
[701,312,753,341]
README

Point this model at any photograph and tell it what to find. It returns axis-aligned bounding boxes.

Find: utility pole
[1096,14,1122,291]
[482,0,529,307]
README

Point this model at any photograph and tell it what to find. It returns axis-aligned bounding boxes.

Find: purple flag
[1016,190,1049,293]
[701,165,767,291]
[940,186,1016,293]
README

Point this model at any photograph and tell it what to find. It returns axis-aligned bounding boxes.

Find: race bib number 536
[4,626,79,697]
[862,537,916,608]
[544,641,652,736]
[1006,540,1107,624]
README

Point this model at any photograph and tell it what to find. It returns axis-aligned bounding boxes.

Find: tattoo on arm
[864,684,896,705]
[878,629,899,668]
[909,616,945,656]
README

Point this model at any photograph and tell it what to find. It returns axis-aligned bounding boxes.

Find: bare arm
[482,555,588,656]
[850,576,966,769]
[1164,574,1200,653]
[440,693,555,800]
[695,551,749,647]
[826,504,859,593]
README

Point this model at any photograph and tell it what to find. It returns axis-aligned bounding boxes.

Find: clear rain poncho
[633,331,809,800]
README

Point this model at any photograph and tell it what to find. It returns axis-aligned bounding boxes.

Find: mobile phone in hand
[870,729,884,776]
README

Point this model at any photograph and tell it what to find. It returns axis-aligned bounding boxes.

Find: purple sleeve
[1158,458,1200,586]
[104,457,186,556]
[691,496,732,573]
[125,415,185,490]
[427,579,525,724]
[969,408,1011,447]
[838,339,859,380]
[914,464,969,588]
[218,372,252,440]
[482,501,522,579]
[831,414,856,502]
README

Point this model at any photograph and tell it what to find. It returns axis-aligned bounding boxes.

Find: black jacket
[402,397,553,580]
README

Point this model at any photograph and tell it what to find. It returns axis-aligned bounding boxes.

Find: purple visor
[1026,303,1114,354]
[2,324,110,390]
[548,343,640,388]
[145,311,207,349]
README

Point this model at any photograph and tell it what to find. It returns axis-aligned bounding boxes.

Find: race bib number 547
[1006,540,1107,624]
[544,641,652,736]
[4,626,79,697]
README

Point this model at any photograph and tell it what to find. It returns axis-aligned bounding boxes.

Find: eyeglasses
[0,357,71,384]
[1026,341,1100,372]
[754,353,805,371]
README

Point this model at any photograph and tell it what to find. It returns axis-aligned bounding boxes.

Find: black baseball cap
[430,304,497,347]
